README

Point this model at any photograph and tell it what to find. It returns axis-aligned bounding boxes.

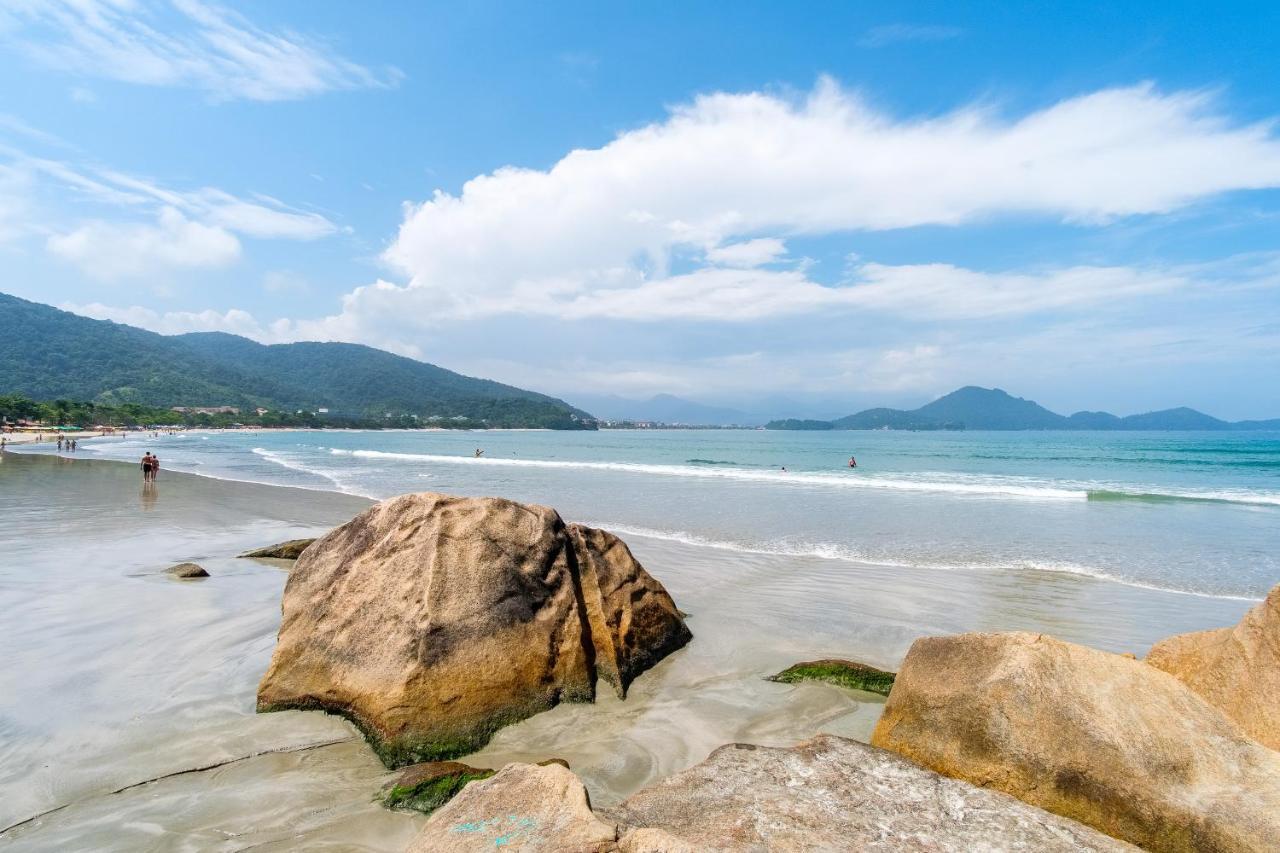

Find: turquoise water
[43,428,1280,599]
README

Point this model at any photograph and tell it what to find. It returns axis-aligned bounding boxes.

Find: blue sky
[1,1,1279,418]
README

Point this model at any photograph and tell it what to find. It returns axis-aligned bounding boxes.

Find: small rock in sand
[238,538,317,560]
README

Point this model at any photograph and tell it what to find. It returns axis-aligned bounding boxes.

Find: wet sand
[0,452,1254,850]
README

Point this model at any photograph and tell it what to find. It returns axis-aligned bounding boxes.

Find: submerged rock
[767,657,895,695]
[238,538,317,560]
[607,735,1128,851]
[257,492,690,768]
[407,762,617,852]
[381,761,495,814]
[871,631,1280,851]
[1147,583,1280,751]
[165,562,209,579]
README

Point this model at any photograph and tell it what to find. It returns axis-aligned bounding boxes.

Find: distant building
[171,406,239,415]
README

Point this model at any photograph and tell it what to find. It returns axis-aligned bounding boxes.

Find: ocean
[71,427,1280,600]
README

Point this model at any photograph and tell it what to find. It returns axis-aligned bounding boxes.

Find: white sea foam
[327,448,1084,501]
[325,448,1280,507]
[598,522,1265,602]
[251,447,373,497]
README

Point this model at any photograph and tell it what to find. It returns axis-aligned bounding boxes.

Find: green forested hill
[0,293,593,428]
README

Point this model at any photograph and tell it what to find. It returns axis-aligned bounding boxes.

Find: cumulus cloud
[47,207,240,279]
[1,0,401,101]
[380,80,1280,323]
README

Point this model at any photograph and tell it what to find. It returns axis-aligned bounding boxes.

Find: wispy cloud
[859,23,964,48]
[0,0,402,101]
[0,115,342,278]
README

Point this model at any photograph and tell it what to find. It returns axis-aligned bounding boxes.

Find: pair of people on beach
[141,452,160,483]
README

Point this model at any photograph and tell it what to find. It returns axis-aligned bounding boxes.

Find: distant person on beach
[141,453,154,482]
[475,448,484,457]
[1,436,6,451]
[57,436,64,451]
[151,454,159,480]
[848,456,857,468]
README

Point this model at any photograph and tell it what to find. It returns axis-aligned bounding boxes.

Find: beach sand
[0,452,1254,850]
[1,430,109,446]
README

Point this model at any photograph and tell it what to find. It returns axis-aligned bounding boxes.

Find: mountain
[769,386,1280,431]
[913,387,1065,430]
[568,392,756,425]
[0,293,592,429]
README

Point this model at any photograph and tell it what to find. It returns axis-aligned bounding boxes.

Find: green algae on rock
[768,658,895,696]
[382,761,496,814]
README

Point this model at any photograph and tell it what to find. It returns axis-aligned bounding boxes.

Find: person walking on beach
[141,452,154,483]
[151,454,160,480]
[57,436,64,451]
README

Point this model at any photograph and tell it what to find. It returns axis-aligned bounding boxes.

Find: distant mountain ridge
[768,387,1280,431]
[0,293,593,429]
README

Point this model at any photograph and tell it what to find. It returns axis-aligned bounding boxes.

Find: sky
[1,1,1279,419]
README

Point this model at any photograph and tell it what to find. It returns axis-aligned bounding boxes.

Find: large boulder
[407,762,617,852]
[871,631,1280,851]
[257,493,690,768]
[1147,584,1280,751]
[606,735,1129,851]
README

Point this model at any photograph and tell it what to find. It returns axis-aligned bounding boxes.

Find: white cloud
[65,301,267,337]
[0,119,340,278]
[1,0,401,101]
[705,237,788,268]
[859,24,964,48]
[47,206,240,279]
[90,171,337,239]
[379,80,1280,324]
